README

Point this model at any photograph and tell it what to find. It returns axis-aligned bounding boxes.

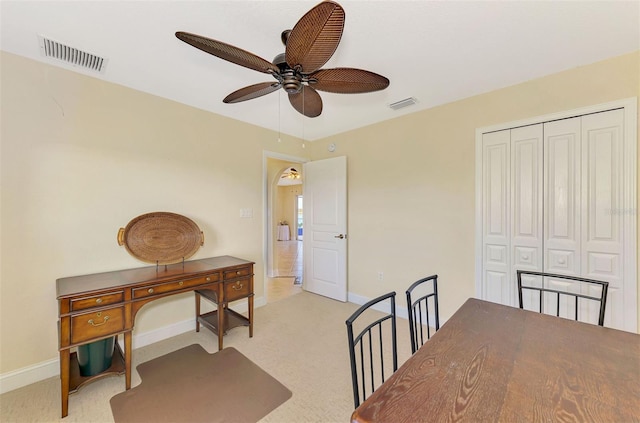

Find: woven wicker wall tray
[117,212,204,265]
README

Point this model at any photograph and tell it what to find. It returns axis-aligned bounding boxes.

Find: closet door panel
[511,124,542,309]
[511,124,543,279]
[544,118,581,275]
[582,109,624,327]
[482,130,511,304]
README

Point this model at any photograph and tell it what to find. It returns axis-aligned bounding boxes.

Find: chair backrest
[517,270,609,326]
[405,275,440,354]
[345,292,398,409]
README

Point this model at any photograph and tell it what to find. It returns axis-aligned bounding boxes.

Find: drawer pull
[233,282,244,291]
[206,277,211,282]
[95,298,103,304]
[148,288,154,294]
[179,281,184,286]
[88,313,110,327]
[236,271,241,275]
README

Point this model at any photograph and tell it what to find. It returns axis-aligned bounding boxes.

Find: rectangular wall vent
[38,35,107,74]
[389,97,417,110]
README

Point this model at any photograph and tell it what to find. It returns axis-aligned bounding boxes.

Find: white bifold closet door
[480,108,632,330]
[481,125,543,305]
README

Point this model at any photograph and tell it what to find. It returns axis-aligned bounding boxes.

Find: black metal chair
[345,292,398,409]
[517,270,609,326]
[405,275,440,354]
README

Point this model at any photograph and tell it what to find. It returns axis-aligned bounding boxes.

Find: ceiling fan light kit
[281,168,301,179]
[175,0,389,118]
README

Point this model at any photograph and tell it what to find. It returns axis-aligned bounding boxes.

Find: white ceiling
[2,1,638,141]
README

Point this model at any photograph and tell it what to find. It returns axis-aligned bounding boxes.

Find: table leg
[216,282,225,351]
[195,292,201,332]
[217,302,224,351]
[124,332,132,389]
[60,349,70,418]
[249,294,254,338]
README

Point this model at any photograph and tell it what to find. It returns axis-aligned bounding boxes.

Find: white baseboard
[0,295,267,395]
[0,358,60,395]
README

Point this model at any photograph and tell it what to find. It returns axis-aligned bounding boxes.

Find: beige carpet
[0,292,413,423]
[110,345,291,423]
[266,276,302,302]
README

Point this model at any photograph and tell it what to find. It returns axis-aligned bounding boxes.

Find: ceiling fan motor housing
[282,71,302,93]
[272,53,302,94]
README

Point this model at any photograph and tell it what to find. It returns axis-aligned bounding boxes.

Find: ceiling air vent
[38,35,107,74]
[389,97,417,111]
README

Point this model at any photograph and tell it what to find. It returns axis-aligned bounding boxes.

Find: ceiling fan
[175,0,389,118]
[281,168,301,179]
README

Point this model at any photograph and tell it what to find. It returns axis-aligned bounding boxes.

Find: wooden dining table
[351,298,640,422]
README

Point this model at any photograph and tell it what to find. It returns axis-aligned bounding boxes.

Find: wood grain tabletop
[351,298,640,422]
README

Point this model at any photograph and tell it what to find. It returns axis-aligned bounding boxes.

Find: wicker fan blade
[223,82,282,103]
[288,85,323,117]
[176,31,279,74]
[310,68,389,93]
[285,1,345,74]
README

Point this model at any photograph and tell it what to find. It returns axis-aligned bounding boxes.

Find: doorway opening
[296,195,303,241]
[265,155,306,303]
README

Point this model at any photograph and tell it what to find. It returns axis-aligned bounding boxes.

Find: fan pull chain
[302,87,306,149]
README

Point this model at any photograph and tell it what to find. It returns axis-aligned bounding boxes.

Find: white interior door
[481,124,543,306]
[477,101,636,331]
[511,124,544,309]
[544,110,627,326]
[544,117,582,275]
[543,117,584,317]
[580,109,626,326]
[303,156,347,302]
[481,129,511,304]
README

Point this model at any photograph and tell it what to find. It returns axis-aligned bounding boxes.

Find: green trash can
[77,337,115,377]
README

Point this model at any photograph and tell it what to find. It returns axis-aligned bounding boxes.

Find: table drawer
[223,266,252,280]
[225,278,251,302]
[71,306,125,344]
[71,291,124,311]
[132,274,219,299]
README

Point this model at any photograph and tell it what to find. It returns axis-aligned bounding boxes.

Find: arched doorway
[265,155,305,303]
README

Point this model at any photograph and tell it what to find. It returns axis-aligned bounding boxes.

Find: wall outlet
[377,271,384,281]
[240,208,253,218]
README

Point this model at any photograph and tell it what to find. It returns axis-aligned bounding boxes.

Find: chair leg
[195,292,201,332]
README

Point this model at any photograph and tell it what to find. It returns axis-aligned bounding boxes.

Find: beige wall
[0,52,307,373]
[1,50,638,377]
[308,51,639,327]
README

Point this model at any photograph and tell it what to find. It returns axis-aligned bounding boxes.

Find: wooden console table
[56,255,254,418]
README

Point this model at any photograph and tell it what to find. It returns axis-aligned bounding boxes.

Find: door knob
[334,234,345,239]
